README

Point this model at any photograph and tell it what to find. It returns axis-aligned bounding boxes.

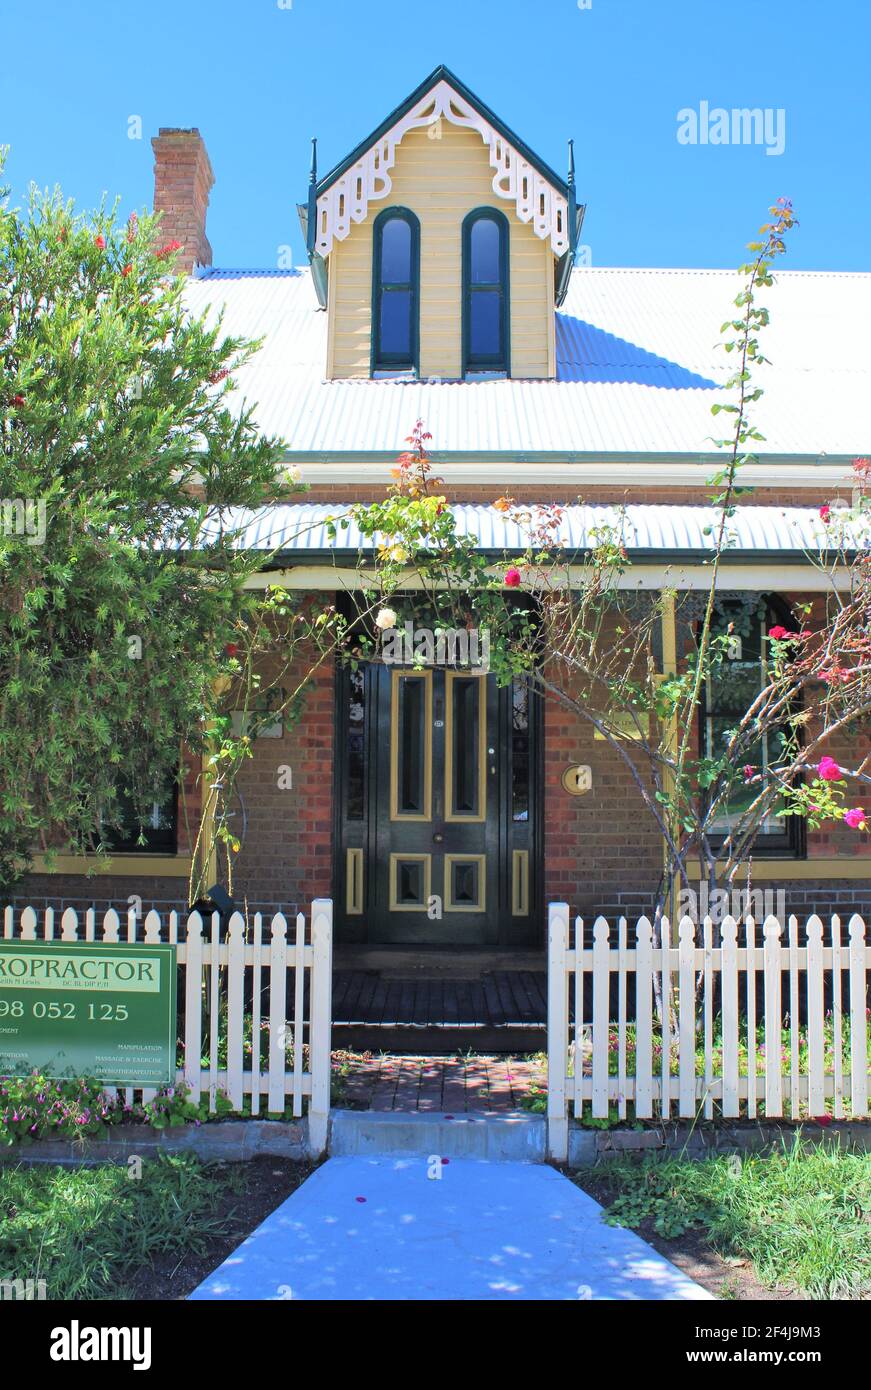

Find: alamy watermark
[1,497,46,545]
[1,1277,47,1300]
[379,621,491,672]
[677,883,787,925]
[677,102,786,156]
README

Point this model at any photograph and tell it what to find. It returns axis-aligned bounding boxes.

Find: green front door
[334,660,540,946]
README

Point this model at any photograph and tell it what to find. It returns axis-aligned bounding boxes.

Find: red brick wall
[299,481,846,508]
[543,684,663,921]
[226,656,334,912]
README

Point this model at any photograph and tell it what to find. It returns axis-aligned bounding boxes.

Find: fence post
[309,898,333,1157]
[547,902,570,1162]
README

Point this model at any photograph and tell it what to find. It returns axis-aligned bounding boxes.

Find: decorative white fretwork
[314,79,570,259]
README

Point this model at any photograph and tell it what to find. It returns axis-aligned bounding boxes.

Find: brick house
[15,64,871,953]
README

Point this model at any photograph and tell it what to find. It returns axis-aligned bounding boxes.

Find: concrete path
[191,1157,711,1301]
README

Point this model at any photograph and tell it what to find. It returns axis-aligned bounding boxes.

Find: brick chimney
[151,128,214,274]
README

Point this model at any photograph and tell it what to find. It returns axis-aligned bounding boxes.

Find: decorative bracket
[314,79,570,260]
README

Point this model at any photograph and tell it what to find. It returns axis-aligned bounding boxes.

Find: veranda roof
[199,502,862,565]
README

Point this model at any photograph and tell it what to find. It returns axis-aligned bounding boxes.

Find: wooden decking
[332,965,547,1052]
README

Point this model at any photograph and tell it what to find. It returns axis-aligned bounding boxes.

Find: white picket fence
[547,902,871,1160]
[2,898,334,1153]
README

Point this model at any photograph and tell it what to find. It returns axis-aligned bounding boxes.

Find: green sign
[0,942,177,1086]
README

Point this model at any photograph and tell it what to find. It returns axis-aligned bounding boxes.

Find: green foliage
[0,1153,245,1299]
[0,1072,219,1144]
[581,1138,871,1297]
[0,156,318,893]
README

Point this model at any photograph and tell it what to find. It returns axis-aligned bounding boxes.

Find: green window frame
[462,207,510,376]
[370,207,420,376]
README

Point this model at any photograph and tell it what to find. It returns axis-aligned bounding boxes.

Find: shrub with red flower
[94,234,106,250]
[154,239,182,261]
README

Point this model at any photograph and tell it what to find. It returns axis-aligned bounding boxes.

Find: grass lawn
[0,1154,314,1300]
[575,1138,871,1300]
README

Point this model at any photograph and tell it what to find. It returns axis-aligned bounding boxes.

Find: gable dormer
[298,66,583,382]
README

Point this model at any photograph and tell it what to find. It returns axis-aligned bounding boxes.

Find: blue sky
[1,0,868,271]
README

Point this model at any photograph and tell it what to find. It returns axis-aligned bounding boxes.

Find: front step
[333,1023,545,1054]
[329,1109,547,1162]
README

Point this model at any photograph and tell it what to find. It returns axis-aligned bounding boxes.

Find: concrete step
[329,1109,546,1162]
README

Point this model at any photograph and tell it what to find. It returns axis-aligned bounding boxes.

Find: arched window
[371,208,419,376]
[462,208,510,376]
[699,595,803,856]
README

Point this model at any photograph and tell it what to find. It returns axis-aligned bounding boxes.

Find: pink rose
[504,567,522,588]
[844,807,867,830]
[817,756,841,781]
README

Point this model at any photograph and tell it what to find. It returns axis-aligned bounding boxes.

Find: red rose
[819,504,831,522]
[94,234,106,250]
[768,625,790,641]
[504,567,522,588]
[224,643,239,658]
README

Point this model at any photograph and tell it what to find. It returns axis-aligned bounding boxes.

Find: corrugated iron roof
[198,502,861,559]
[186,266,870,459]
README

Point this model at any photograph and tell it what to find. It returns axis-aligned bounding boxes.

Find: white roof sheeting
[185,266,871,459]
[199,503,864,558]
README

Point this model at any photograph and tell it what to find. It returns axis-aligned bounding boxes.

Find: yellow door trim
[444,853,487,913]
[445,671,487,823]
[346,847,364,914]
[389,669,433,822]
[512,849,529,916]
[389,853,432,911]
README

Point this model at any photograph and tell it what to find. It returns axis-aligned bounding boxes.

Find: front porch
[332,946,546,1050]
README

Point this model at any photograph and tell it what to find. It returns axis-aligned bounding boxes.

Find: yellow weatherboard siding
[326,123,555,380]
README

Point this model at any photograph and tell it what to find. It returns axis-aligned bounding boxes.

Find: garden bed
[572,1137,871,1301]
[0,1154,314,1300]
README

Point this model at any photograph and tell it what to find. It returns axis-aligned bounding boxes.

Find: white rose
[375,607,398,631]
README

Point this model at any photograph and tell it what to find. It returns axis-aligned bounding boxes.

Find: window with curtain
[700,597,803,856]
[462,208,510,375]
[371,208,419,376]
